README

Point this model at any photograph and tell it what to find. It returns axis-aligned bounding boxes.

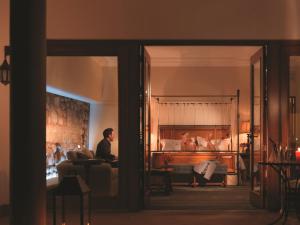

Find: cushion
[82,148,94,159]
[66,149,95,161]
[66,151,77,161]
[76,151,89,159]
[216,138,231,151]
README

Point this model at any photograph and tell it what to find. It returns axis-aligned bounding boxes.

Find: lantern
[0,46,11,85]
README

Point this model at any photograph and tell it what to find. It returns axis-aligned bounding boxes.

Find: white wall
[47,57,119,155]
[47,57,105,102]
[47,0,300,40]
[151,66,250,121]
[88,66,119,156]
[89,103,119,156]
[0,0,10,205]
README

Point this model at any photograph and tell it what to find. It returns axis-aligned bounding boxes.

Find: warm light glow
[240,121,250,133]
[296,148,300,161]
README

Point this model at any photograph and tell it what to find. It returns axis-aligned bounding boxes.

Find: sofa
[56,160,118,197]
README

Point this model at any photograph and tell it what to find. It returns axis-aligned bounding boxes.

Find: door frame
[47,40,141,211]
[249,47,267,208]
[139,40,268,209]
[280,42,300,149]
[47,39,298,211]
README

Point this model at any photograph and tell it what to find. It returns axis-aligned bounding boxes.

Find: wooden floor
[149,185,255,210]
[0,185,299,225]
[1,209,299,225]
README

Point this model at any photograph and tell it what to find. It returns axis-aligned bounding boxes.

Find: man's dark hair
[103,128,113,138]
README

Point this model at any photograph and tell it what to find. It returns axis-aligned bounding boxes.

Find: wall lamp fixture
[0,46,11,85]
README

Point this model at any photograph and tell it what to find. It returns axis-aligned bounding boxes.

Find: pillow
[82,148,94,159]
[161,139,181,151]
[211,139,221,145]
[216,138,231,151]
[196,136,208,148]
[197,145,207,151]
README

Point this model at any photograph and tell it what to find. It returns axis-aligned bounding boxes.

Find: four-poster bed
[149,90,241,186]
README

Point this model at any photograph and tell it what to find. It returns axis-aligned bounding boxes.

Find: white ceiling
[145,46,261,67]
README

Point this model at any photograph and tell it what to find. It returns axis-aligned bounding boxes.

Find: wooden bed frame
[152,151,236,173]
[152,125,238,186]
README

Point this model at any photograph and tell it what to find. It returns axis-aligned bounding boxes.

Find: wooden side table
[72,159,103,185]
[52,175,91,225]
[150,168,174,195]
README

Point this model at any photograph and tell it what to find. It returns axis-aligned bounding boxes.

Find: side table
[150,168,174,195]
[259,161,300,225]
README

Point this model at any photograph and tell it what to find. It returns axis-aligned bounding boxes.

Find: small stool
[52,175,91,225]
[150,168,173,194]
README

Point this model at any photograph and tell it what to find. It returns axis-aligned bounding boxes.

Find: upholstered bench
[168,164,194,184]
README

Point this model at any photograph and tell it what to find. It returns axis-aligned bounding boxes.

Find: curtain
[151,99,159,150]
[151,98,239,150]
[158,102,232,125]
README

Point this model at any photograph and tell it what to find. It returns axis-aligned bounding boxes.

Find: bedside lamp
[240,121,250,153]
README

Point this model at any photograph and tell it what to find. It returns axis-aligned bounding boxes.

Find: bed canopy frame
[152,90,240,150]
[150,90,241,183]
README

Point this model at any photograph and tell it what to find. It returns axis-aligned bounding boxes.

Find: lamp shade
[240,121,250,133]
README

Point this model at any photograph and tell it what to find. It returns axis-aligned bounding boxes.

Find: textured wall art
[46,93,90,155]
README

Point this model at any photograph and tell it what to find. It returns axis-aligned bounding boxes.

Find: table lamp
[240,121,250,153]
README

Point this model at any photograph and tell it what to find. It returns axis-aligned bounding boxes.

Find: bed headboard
[159,125,231,140]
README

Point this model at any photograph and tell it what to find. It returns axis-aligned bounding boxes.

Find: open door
[142,48,152,207]
[249,47,267,208]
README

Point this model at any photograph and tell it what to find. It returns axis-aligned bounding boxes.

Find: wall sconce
[0,46,11,85]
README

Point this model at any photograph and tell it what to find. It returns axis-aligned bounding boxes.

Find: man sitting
[96,128,118,167]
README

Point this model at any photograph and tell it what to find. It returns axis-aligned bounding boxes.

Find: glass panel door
[249,48,266,208]
[289,56,300,151]
[143,49,152,207]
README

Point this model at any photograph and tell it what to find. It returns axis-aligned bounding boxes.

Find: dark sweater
[95,138,115,162]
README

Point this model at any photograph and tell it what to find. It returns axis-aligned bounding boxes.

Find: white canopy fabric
[150,97,240,150]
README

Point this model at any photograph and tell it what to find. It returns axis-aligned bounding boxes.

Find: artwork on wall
[46,93,90,157]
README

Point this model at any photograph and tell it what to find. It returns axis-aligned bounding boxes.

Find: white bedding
[161,139,182,151]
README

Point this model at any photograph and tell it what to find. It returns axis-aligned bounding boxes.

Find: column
[10,0,46,224]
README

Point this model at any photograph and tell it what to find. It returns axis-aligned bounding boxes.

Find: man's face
[108,131,115,142]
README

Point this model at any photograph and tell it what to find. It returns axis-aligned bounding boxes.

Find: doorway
[142,45,267,210]
[46,40,142,211]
